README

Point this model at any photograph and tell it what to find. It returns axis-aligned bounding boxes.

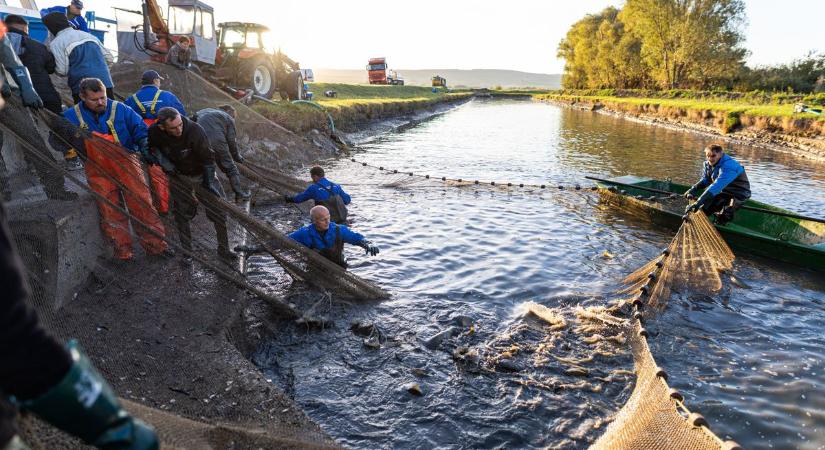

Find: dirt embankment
[543,96,825,160]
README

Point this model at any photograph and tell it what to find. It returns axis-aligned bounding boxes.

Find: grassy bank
[252,83,472,133]
[534,89,825,137]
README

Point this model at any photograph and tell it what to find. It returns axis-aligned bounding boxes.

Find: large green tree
[558,7,648,89]
[619,0,747,89]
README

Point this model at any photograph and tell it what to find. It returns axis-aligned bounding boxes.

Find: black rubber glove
[137,138,157,165]
[234,153,245,163]
[283,195,295,203]
[357,240,379,256]
[684,186,700,200]
[202,164,222,197]
[685,190,713,214]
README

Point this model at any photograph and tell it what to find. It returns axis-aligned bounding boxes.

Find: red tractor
[125,0,306,99]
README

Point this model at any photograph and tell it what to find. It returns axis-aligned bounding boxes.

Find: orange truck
[367,57,404,85]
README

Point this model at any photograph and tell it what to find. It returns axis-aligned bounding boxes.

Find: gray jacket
[193,108,241,160]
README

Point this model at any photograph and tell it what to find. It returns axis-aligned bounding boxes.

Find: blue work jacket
[124,85,187,121]
[63,99,148,152]
[289,222,364,251]
[694,153,751,199]
[40,6,89,32]
[293,178,352,204]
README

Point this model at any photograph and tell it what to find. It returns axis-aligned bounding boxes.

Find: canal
[250,99,825,449]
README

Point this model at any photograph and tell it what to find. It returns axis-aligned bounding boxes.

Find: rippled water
[251,99,825,450]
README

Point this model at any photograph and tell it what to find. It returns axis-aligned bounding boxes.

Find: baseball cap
[71,0,84,9]
[141,70,163,84]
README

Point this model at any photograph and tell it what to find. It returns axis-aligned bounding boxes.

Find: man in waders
[0,74,159,450]
[288,205,378,268]
[684,143,751,225]
[125,70,187,215]
[192,105,251,201]
[285,166,351,224]
[63,78,169,261]
[148,107,235,262]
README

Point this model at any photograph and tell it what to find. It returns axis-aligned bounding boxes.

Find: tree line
[558,0,825,93]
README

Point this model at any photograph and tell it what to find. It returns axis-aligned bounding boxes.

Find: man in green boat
[684,143,751,225]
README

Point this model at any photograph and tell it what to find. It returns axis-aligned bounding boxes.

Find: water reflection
[254,99,825,450]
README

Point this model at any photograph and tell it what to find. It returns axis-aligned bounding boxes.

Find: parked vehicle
[367,57,403,85]
[432,75,446,88]
[123,0,306,99]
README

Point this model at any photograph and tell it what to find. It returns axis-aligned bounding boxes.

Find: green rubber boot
[18,341,159,450]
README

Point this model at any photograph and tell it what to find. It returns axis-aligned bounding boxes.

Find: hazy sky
[78,0,823,74]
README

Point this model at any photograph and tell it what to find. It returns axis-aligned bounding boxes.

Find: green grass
[537,92,823,119]
[308,83,449,103]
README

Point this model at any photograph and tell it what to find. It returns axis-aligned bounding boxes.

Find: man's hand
[137,139,158,165]
[202,165,222,197]
[358,240,379,256]
[685,191,713,214]
[234,153,245,163]
[11,67,43,108]
[284,195,295,203]
[683,186,700,200]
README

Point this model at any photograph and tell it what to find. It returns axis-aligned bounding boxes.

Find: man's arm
[166,92,186,116]
[291,185,317,203]
[44,44,57,74]
[339,225,365,245]
[76,16,89,33]
[123,104,149,150]
[288,227,312,248]
[166,45,185,69]
[704,161,741,196]
[225,119,242,161]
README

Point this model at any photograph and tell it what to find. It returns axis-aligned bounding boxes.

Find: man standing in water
[288,205,378,267]
[285,166,351,224]
[684,143,751,225]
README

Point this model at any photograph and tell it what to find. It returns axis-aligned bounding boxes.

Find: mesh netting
[591,212,740,450]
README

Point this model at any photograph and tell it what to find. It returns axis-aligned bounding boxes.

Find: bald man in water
[288,206,378,268]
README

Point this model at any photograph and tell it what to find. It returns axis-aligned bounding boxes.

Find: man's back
[5,29,60,109]
[194,108,232,144]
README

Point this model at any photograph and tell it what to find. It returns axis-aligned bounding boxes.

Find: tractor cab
[214,22,305,100]
[165,0,217,64]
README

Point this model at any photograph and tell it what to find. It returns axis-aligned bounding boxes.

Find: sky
[72,0,825,74]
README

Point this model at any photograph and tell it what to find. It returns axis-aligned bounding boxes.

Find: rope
[345,157,599,192]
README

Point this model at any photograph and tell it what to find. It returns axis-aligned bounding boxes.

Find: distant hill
[312,69,561,89]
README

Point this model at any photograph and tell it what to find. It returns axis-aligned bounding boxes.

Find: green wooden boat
[592,175,825,271]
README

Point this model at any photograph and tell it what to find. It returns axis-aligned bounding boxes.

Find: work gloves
[233,153,245,163]
[685,190,713,214]
[10,66,43,108]
[202,164,222,197]
[357,240,380,256]
[136,138,158,165]
[683,186,701,200]
[18,340,160,450]
[283,195,295,203]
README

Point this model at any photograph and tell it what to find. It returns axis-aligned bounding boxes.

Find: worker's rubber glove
[685,190,713,214]
[283,195,295,203]
[9,66,43,109]
[18,340,160,450]
[234,153,245,163]
[357,240,379,256]
[152,149,176,174]
[136,138,157,165]
[0,77,11,99]
[201,164,222,197]
[683,185,700,200]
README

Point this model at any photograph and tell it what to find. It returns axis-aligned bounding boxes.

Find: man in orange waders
[63,78,169,261]
[124,70,186,215]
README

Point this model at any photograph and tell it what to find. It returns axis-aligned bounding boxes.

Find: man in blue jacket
[62,78,168,260]
[43,12,112,103]
[288,205,378,268]
[40,0,89,32]
[286,166,351,224]
[684,143,751,225]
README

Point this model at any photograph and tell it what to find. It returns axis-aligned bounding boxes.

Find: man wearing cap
[40,0,89,33]
[125,70,187,214]
[43,11,112,104]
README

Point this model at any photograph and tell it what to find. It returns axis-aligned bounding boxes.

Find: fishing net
[591,211,741,450]
[0,87,361,448]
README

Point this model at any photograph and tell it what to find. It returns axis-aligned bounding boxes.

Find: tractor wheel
[283,70,305,101]
[250,59,277,98]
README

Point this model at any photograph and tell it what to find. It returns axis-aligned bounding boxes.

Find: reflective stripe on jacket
[64,99,148,152]
[125,85,187,121]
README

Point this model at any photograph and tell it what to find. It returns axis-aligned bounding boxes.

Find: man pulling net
[684,143,751,225]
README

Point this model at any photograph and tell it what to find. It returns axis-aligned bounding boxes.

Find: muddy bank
[252,94,473,136]
[543,96,825,161]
